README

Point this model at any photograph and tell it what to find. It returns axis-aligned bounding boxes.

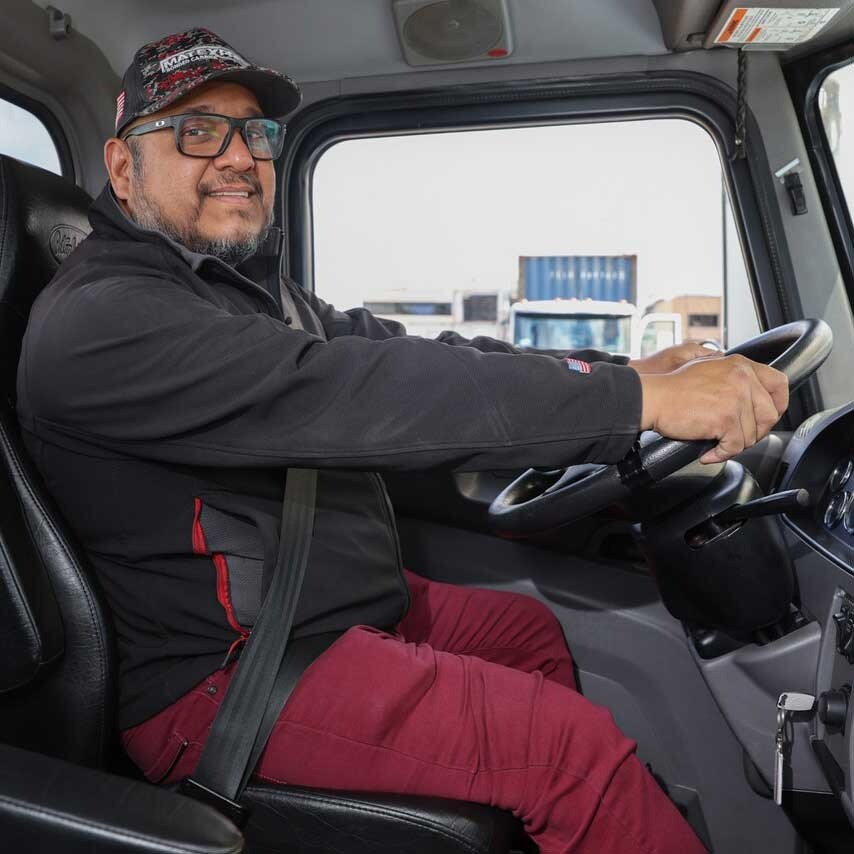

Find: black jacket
[16,185,642,727]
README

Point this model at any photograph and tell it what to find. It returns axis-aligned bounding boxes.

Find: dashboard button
[824,492,849,528]
[818,687,850,734]
[830,459,854,492]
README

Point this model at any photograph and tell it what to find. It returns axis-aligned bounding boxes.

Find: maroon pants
[122,570,704,853]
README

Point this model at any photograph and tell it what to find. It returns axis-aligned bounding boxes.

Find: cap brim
[203,66,302,117]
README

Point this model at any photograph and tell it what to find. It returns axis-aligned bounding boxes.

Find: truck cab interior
[6,1,854,852]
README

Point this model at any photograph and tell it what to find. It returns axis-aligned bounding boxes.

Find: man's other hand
[639,354,789,464]
[628,341,722,374]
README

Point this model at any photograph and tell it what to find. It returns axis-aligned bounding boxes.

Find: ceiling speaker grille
[394,0,513,66]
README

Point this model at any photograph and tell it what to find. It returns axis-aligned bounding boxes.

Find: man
[16,28,786,854]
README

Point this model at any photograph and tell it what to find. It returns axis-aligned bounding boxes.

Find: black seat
[0,154,523,854]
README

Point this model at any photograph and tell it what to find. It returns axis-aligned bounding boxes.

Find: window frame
[281,70,816,422]
[0,80,74,179]
[786,43,854,313]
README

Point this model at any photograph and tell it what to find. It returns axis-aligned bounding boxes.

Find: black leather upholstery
[0,156,90,397]
[0,408,64,694]
[0,156,115,767]
[0,154,522,853]
[242,783,520,854]
[0,743,243,854]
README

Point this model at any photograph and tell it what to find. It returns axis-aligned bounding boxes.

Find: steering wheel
[488,319,833,536]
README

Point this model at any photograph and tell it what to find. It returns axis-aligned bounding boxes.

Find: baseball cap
[114,27,301,136]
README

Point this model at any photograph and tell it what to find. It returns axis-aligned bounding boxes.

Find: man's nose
[213,126,255,171]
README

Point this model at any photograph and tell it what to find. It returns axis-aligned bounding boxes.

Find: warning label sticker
[715,7,839,44]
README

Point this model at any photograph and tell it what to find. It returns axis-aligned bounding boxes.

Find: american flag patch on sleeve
[564,358,591,374]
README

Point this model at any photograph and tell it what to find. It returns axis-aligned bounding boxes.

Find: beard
[127,148,273,268]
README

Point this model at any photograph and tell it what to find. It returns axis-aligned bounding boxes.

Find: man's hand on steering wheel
[628,340,722,374]
[638,354,789,465]
[490,320,829,535]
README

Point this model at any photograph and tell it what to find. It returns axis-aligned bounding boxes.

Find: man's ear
[104,137,133,201]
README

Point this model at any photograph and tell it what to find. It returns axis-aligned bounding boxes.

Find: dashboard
[775,401,854,823]
[784,405,854,568]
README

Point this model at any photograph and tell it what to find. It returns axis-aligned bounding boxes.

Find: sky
[312,118,735,315]
[0,99,61,174]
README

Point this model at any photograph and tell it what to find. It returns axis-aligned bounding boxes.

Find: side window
[0,96,62,174]
[312,119,758,358]
[820,62,854,205]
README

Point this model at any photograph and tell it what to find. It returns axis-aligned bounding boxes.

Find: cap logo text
[159,46,248,73]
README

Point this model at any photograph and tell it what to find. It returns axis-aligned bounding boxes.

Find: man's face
[117,81,276,265]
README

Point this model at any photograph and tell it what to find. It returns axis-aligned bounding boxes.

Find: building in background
[363,290,510,339]
[646,294,722,346]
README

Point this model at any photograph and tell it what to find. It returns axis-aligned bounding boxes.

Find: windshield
[513,313,632,352]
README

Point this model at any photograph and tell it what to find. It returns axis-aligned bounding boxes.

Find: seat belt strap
[180,467,317,828]
[241,629,340,793]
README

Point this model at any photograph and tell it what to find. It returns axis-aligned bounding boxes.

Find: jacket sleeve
[299,285,629,365]
[18,278,642,472]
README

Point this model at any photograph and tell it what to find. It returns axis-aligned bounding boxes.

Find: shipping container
[518,255,637,304]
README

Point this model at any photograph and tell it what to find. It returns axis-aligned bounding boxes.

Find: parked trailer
[518,255,637,303]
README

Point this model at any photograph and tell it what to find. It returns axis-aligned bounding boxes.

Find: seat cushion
[241,782,521,853]
[0,744,242,854]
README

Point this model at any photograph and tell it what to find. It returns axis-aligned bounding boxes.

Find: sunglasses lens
[245,119,286,160]
[176,116,286,159]
[177,115,231,156]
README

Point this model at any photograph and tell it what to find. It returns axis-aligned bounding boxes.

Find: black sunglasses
[121,113,287,161]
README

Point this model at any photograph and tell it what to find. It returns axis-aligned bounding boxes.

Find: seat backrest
[0,155,117,768]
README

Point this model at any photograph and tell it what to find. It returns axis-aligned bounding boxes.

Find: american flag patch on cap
[564,357,591,374]
[115,91,126,130]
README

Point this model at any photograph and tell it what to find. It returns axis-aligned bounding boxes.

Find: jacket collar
[88,184,284,313]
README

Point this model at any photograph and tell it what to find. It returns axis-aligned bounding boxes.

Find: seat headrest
[0,156,92,397]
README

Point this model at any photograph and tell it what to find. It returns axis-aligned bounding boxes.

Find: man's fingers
[688,342,723,360]
[752,383,782,439]
[709,405,746,464]
[644,352,790,462]
[740,392,758,449]
[698,369,780,464]
[700,446,727,464]
[751,362,789,416]
[702,435,744,465]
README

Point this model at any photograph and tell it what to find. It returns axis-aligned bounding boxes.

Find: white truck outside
[510,298,682,360]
